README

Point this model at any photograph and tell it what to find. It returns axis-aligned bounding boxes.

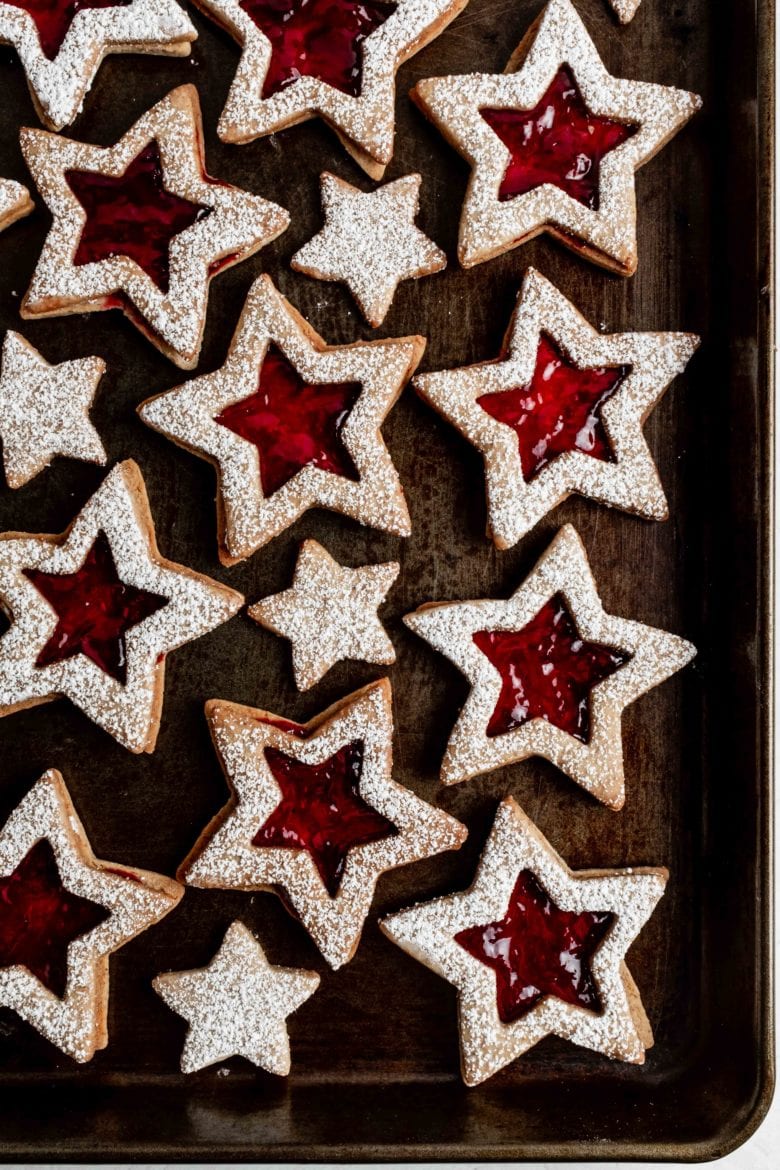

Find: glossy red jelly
[0,839,110,998]
[455,868,614,1023]
[478,334,627,481]
[481,67,637,208]
[65,142,210,293]
[216,343,361,497]
[24,531,168,685]
[253,739,398,896]
[473,594,631,740]
[240,0,397,99]
[3,0,131,60]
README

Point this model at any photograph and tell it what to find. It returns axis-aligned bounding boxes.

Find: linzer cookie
[154,921,320,1074]
[0,0,196,130]
[139,275,421,563]
[404,524,695,809]
[381,796,667,1085]
[0,460,243,753]
[249,539,399,691]
[0,768,182,1062]
[0,331,106,489]
[0,177,33,232]
[190,0,471,177]
[19,85,289,369]
[411,0,701,274]
[291,172,446,327]
[180,680,468,969]
[414,268,699,549]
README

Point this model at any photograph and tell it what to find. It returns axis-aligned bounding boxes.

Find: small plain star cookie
[180,679,468,969]
[411,0,701,274]
[0,459,243,753]
[249,539,399,691]
[0,177,33,233]
[0,331,106,489]
[154,920,320,1074]
[404,523,696,809]
[191,0,471,177]
[19,85,289,369]
[413,268,700,549]
[292,172,446,327]
[381,795,667,1085]
[0,0,196,130]
[139,275,421,564]
[0,768,182,1062]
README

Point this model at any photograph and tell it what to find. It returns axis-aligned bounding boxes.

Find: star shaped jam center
[473,594,631,740]
[253,739,398,896]
[215,343,361,497]
[477,334,628,482]
[65,141,211,293]
[455,868,614,1023]
[23,530,168,685]
[240,0,397,98]
[480,67,638,208]
[0,838,110,998]
[2,0,132,60]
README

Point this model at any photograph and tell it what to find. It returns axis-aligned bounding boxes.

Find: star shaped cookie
[0,331,106,489]
[404,523,696,809]
[0,459,243,753]
[154,921,320,1074]
[292,172,446,327]
[0,768,182,1062]
[609,0,641,23]
[249,539,399,690]
[411,0,701,273]
[413,268,699,550]
[180,679,468,968]
[0,0,196,130]
[191,0,470,177]
[19,85,289,369]
[381,795,667,1085]
[139,275,420,563]
[0,177,33,234]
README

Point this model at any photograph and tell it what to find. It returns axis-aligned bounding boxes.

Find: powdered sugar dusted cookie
[609,0,642,23]
[191,0,471,177]
[20,85,289,369]
[154,921,320,1074]
[249,539,399,690]
[139,275,421,564]
[412,0,701,274]
[0,177,33,233]
[414,268,699,549]
[0,460,243,753]
[291,172,446,327]
[0,0,196,130]
[180,679,468,968]
[381,795,667,1085]
[0,331,106,489]
[0,768,182,1062]
[404,524,696,809]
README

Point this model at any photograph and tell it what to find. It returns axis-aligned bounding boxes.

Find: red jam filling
[253,739,398,896]
[0,839,110,998]
[480,67,637,208]
[215,343,361,498]
[3,0,131,60]
[477,335,628,482]
[24,531,168,686]
[65,141,211,293]
[455,869,613,1023]
[240,0,397,99]
[473,595,631,740]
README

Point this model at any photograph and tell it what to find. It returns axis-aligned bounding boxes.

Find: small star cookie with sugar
[154,921,320,1074]
[411,0,701,274]
[609,0,642,23]
[249,539,398,691]
[292,173,446,327]
[0,178,33,234]
[381,796,667,1085]
[0,331,107,489]
[0,768,182,1062]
